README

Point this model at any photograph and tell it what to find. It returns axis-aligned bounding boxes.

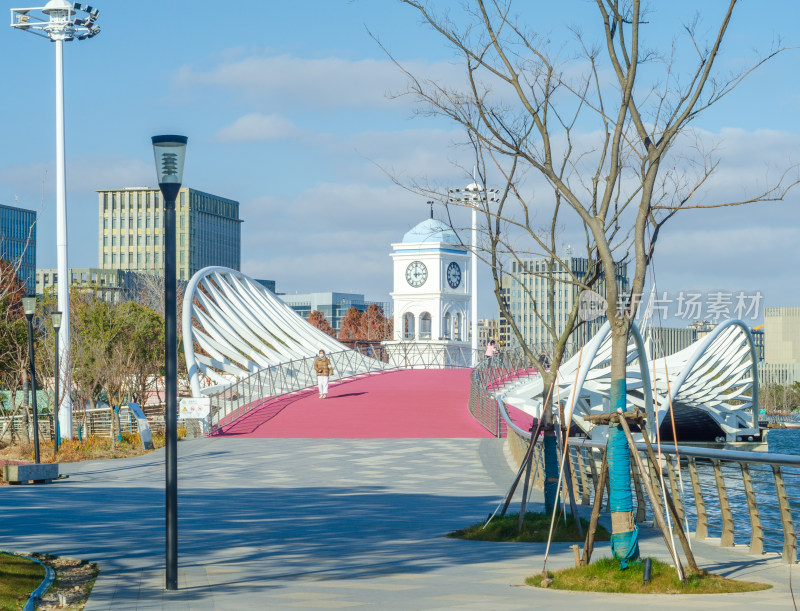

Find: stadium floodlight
[10,1,101,443]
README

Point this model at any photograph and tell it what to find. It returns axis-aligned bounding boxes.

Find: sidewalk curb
[1,551,56,611]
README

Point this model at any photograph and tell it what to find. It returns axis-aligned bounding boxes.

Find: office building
[760,307,800,385]
[764,308,800,365]
[0,203,36,294]
[647,321,716,358]
[37,267,138,304]
[254,279,276,294]
[477,319,498,347]
[499,256,629,354]
[498,275,512,347]
[97,187,241,282]
[281,292,391,333]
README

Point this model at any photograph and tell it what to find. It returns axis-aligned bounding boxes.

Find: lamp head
[21,296,36,319]
[151,135,188,203]
[42,0,74,17]
[52,311,63,331]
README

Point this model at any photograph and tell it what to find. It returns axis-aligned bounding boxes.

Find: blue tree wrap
[543,432,559,514]
[607,378,640,568]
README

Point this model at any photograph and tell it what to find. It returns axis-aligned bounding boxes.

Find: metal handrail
[468,347,543,436]
[503,418,800,563]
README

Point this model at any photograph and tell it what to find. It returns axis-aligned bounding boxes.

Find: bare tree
[0,260,34,443]
[394,0,798,567]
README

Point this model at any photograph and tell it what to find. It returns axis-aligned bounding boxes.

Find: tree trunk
[23,405,31,444]
[540,375,559,514]
[607,322,640,568]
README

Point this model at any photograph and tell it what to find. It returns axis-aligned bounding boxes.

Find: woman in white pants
[313,349,332,398]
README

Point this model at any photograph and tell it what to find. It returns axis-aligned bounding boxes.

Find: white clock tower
[386,214,471,364]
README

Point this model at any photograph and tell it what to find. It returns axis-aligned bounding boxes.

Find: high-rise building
[760,307,800,386]
[499,256,629,354]
[97,187,241,281]
[764,307,800,365]
[0,203,36,294]
[498,275,512,348]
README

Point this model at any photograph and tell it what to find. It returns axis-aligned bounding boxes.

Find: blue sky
[1,1,798,323]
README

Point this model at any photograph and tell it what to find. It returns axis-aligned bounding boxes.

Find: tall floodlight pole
[449,181,498,366]
[152,135,188,592]
[11,2,101,442]
[471,198,478,365]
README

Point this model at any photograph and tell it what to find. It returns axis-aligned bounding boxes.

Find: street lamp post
[11,2,101,443]
[52,311,62,454]
[22,296,40,464]
[152,134,188,592]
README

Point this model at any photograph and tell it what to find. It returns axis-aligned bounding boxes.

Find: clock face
[405,261,428,287]
[447,262,462,289]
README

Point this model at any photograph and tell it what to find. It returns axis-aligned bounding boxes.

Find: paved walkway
[217,369,491,438]
[0,437,794,610]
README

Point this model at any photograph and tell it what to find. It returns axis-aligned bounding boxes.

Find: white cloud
[174,52,464,110]
[217,113,299,142]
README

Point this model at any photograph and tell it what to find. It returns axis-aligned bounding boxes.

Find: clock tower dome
[387,212,471,356]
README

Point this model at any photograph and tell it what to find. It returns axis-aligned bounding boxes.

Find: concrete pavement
[0,437,795,610]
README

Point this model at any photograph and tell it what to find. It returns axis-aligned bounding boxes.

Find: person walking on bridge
[314,349,333,398]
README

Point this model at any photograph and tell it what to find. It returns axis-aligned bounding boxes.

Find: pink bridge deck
[214,369,494,439]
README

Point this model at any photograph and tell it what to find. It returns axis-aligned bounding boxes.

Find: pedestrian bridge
[183,267,477,435]
[184,266,760,447]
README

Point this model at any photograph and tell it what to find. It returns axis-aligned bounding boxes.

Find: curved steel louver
[183,267,358,396]
[500,319,759,440]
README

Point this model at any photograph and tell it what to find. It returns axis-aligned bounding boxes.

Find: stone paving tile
[0,437,794,610]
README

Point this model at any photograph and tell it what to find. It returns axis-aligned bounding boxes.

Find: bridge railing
[0,405,151,442]
[504,421,800,563]
[206,343,479,434]
[469,348,542,437]
[477,347,800,563]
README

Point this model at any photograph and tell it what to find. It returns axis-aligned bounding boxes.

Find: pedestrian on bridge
[314,350,333,398]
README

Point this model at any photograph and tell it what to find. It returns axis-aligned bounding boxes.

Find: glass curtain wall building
[0,203,37,294]
[97,187,241,280]
[499,256,629,354]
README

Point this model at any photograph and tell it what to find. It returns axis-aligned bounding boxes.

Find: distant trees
[307,310,336,337]
[338,305,392,342]
[360,304,391,341]
[761,382,800,414]
[338,307,362,341]
[307,306,393,344]
[70,296,164,441]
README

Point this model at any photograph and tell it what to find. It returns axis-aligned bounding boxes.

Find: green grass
[526,556,772,594]
[447,511,609,543]
[0,552,45,611]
